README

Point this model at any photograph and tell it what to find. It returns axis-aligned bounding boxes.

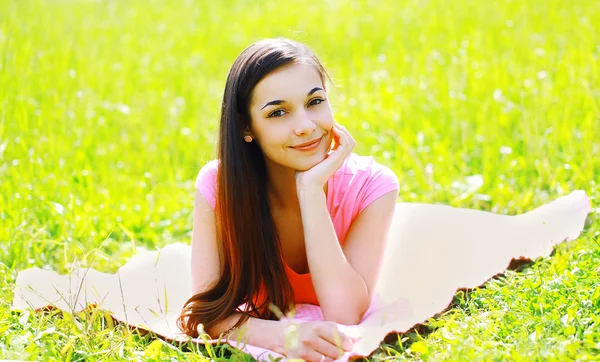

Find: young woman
[12,37,591,362]
[175,37,591,362]
[176,37,394,361]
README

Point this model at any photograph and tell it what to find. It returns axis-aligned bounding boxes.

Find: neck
[265,158,328,211]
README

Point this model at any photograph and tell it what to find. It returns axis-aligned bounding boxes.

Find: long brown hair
[177,38,333,337]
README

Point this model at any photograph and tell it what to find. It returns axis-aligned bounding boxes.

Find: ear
[237,111,254,137]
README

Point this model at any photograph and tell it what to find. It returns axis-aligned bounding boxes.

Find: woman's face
[247,62,335,171]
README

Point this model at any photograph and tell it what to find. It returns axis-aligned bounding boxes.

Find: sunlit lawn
[1,0,599,360]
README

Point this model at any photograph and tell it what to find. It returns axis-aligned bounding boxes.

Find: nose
[293,109,317,136]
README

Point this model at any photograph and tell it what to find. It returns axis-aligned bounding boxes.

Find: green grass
[1,0,599,360]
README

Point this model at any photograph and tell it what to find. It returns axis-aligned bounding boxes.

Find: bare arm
[204,312,286,355]
[293,123,398,325]
[192,183,357,359]
[297,188,398,325]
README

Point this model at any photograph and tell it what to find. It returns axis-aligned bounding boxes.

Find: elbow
[321,296,370,326]
[326,313,363,326]
[322,305,367,325]
[319,278,372,325]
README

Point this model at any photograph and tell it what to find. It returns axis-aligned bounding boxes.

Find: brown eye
[309,98,325,106]
[268,109,286,118]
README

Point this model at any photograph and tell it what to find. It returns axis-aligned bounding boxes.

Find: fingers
[300,337,345,361]
[333,123,355,148]
[292,321,355,362]
[330,125,341,151]
[331,123,355,156]
[298,348,334,362]
[331,126,343,150]
[318,323,354,352]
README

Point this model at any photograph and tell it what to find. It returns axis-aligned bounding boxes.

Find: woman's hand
[294,123,356,193]
[284,320,357,362]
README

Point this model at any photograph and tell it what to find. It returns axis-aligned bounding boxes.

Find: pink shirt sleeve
[327,153,400,244]
[194,160,219,209]
[356,158,400,214]
[193,155,398,217]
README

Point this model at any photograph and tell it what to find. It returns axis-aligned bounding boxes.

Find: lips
[291,136,322,149]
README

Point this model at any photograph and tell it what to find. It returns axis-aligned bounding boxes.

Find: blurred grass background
[1,0,599,360]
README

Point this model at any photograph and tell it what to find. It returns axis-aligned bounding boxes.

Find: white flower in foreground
[499,146,512,155]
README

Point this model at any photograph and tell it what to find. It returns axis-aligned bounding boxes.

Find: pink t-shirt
[194,152,400,305]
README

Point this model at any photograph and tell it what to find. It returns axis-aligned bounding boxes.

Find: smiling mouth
[290,136,322,150]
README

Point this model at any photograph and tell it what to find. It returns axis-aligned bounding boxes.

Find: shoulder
[194,159,220,208]
[337,153,398,186]
[195,159,219,187]
[333,152,399,214]
[340,153,378,171]
[196,159,219,177]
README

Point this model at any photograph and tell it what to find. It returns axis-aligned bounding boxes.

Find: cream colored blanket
[12,190,592,361]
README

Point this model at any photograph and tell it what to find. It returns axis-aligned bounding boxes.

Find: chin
[292,153,327,171]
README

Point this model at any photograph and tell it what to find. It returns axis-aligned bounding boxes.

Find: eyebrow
[260,87,324,110]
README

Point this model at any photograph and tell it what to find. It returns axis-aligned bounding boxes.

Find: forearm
[204,312,286,354]
[297,189,370,324]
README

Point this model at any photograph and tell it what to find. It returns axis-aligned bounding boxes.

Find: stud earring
[244,135,253,142]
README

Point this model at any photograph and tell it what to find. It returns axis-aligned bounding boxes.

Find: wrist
[246,317,287,355]
[296,184,326,198]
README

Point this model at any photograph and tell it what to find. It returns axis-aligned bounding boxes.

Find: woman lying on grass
[177,37,395,361]
[176,37,591,362]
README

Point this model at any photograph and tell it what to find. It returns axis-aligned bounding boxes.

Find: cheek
[318,109,333,120]
[317,105,335,123]
[260,128,289,149]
